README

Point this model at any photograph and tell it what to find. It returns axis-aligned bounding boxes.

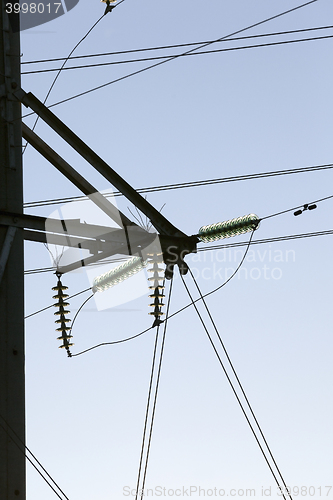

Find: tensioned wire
[65,230,255,357]
[23,229,333,277]
[22,0,320,115]
[23,162,333,209]
[138,278,173,500]
[134,324,161,500]
[187,266,294,498]
[21,32,333,74]
[21,25,333,66]
[0,415,70,500]
[16,2,320,497]
[22,0,127,152]
[180,266,291,500]
[23,188,333,279]
[23,190,333,316]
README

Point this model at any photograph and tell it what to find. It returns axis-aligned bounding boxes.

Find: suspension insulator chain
[52,273,73,357]
[147,253,165,328]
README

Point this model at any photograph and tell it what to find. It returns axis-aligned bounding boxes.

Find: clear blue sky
[22,1,333,499]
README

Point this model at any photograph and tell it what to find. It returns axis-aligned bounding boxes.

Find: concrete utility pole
[0,2,26,499]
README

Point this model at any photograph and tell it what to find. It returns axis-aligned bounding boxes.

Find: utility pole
[0,2,26,499]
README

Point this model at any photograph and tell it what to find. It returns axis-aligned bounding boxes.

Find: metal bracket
[0,226,17,285]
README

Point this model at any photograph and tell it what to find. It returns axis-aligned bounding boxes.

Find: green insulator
[92,256,148,293]
[198,214,260,243]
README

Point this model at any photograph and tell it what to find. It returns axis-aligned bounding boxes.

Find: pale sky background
[21,1,333,499]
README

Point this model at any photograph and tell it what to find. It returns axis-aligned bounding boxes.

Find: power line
[22,0,320,115]
[69,232,254,357]
[71,325,154,357]
[188,267,293,498]
[22,13,105,152]
[24,256,130,275]
[23,162,333,209]
[20,25,333,66]
[138,279,173,500]
[196,229,333,252]
[261,194,333,220]
[23,190,333,315]
[134,326,161,500]
[24,287,92,319]
[0,415,70,500]
[21,33,333,75]
[23,228,333,278]
[180,269,290,500]
[22,1,126,152]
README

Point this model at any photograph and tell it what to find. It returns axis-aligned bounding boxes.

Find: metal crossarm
[16,88,186,238]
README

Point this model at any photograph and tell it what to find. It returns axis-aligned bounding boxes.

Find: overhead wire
[21,33,333,75]
[0,415,70,500]
[22,0,320,115]
[18,0,324,493]
[261,193,333,220]
[196,229,333,252]
[22,0,126,150]
[67,232,254,357]
[187,266,293,499]
[134,323,161,500]
[24,287,92,319]
[22,13,104,153]
[21,25,333,66]
[180,268,290,500]
[138,278,173,500]
[23,162,333,208]
[24,190,333,317]
[23,228,333,277]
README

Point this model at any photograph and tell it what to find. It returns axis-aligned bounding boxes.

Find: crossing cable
[62,293,94,357]
[24,226,254,321]
[138,278,173,500]
[67,233,253,356]
[0,415,70,500]
[134,323,161,500]
[22,13,104,154]
[21,33,333,75]
[23,162,333,209]
[180,270,290,500]
[196,229,333,252]
[24,287,92,319]
[187,266,293,500]
[23,228,333,278]
[22,0,126,150]
[24,189,333,315]
[22,0,319,114]
[21,25,333,66]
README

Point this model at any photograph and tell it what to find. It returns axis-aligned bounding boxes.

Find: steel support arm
[16,89,186,237]
[23,229,156,274]
[1,210,156,255]
[22,123,135,229]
